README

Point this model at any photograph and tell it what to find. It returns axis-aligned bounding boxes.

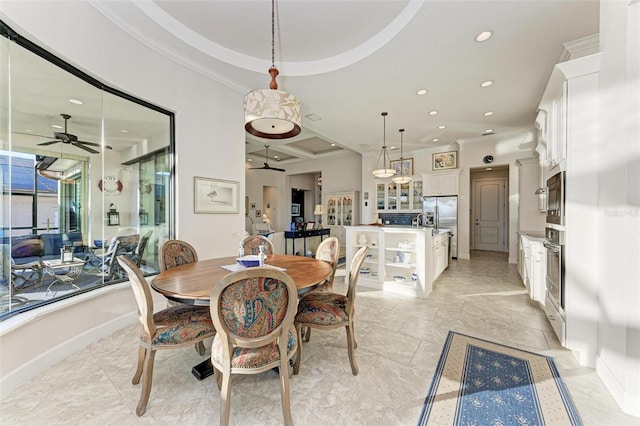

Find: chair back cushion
[241,235,274,256]
[11,238,43,258]
[159,240,198,271]
[220,276,289,338]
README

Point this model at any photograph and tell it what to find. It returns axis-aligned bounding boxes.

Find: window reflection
[0,22,174,320]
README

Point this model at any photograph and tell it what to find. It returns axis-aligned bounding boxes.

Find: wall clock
[483,155,494,164]
[98,176,123,195]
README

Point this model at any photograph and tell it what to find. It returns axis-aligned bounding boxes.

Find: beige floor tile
[2,251,637,425]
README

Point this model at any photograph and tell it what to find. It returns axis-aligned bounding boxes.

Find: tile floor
[1,251,638,425]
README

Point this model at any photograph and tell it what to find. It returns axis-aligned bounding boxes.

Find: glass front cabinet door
[376,180,423,212]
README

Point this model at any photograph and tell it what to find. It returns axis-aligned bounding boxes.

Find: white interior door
[473,178,507,251]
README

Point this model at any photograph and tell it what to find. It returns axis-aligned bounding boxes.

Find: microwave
[546,171,565,225]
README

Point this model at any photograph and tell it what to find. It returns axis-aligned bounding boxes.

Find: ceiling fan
[250,144,285,172]
[18,113,112,154]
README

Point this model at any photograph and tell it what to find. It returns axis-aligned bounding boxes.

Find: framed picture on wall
[390,157,413,176]
[194,177,239,213]
[432,151,458,170]
[291,203,300,216]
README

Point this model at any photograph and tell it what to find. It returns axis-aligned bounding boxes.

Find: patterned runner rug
[418,331,581,426]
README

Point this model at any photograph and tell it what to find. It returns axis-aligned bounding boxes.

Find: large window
[0,21,175,320]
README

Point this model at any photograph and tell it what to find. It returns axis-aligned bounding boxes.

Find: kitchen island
[345,225,450,298]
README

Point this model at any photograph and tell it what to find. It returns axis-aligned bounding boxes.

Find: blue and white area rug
[418,331,582,426]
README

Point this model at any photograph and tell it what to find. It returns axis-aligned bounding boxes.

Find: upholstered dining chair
[240,235,274,256]
[293,245,368,376]
[117,256,215,417]
[159,239,207,355]
[209,267,298,426]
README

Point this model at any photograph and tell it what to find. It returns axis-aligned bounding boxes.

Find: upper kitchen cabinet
[539,73,568,169]
[422,170,460,196]
[376,179,422,212]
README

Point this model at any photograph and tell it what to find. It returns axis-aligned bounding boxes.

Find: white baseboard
[596,354,640,417]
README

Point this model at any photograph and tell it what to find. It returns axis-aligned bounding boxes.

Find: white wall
[0,1,245,395]
[595,0,640,416]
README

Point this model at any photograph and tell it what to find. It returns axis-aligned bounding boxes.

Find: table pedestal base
[192,357,214,381]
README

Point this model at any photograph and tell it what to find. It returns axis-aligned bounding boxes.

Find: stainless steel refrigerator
[422,196,458,259]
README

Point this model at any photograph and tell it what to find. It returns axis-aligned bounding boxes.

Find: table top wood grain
[151,254,332,304]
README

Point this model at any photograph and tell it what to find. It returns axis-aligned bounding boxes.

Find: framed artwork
[291,203,300,216]
[432,151,458,170]
[250,203,256,210]
[306,222,315,230]
[194,177,239,213]
[390,158,413,176]
[255,209,262,218]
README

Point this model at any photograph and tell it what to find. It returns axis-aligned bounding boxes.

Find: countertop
[517,230,545,240]
[346,225,451,236]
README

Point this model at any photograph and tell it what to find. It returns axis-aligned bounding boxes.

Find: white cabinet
[516,158,546,232]
[518,234,546,305]
[375,179,422,211]
[326,191,359,253]
[431,233,449,279]
[326,191,359,227]
[422,171,460,196]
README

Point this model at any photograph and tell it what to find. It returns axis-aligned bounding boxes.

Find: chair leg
[136,348,157,416]
[346,324,358,375]
[219,370,233,426]
[213,367,223,391]
[132,345,145,385]
[304,326,311,342]
[279,355,294,426]
[293,324,303,375]
[195,341,205,356]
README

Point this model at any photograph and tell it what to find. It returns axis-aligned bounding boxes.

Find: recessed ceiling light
[248,158,253,162]
[274,155,279,159]
[429,110,438,115]
[432,138,439,142]
[483,111,494,116]
[68,98,84,105]
[330,143,336,147]
[485,167,493,171]
[24,129,33,133]
[305,113,322,121]
[484,129,495,135]
[416,89,428,96]
[480,80,494,87]
[52,124,63,129]
[120,129,129,133]
[475,31,493,42]
[438,125,446,129]
[389,146,397,150]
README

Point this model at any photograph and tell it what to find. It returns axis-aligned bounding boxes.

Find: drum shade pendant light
[244,0,301,139]
[372,112,397,178]
[392,129,411,184]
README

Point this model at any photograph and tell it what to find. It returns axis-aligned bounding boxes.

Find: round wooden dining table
[151,254,332,380]
[151,254,333,306]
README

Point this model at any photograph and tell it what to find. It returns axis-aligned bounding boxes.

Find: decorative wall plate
[483,155,494,164]
[99,176,123,195]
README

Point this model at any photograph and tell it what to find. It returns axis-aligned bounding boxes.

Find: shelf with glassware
[326,191,359,251]
[375,179,423,212]
[346,225,443,298]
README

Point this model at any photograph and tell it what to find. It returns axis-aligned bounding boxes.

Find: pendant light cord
[271,0,275,69]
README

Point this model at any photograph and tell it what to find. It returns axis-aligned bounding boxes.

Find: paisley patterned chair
[117,256,215,416]
[240,235,274,256]
[293,245,368,376]
[159,239,198,271]
[159,239,207,355]
[209,268,298,426]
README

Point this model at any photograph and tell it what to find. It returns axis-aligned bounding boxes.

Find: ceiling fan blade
[267,166,286,172]
[77,140,112,149]
[13,131,53,139]
[71,142,99,154]
[37,140,61,146]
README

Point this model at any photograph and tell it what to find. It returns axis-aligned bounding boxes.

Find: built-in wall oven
[544,226,566,345]
[546,171,565,225]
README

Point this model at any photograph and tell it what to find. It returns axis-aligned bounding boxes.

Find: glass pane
[376,183,385,210]
[400,182,410,209]
[413,180,423,208]
[1,26,174,320]
[387,182,397,210]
